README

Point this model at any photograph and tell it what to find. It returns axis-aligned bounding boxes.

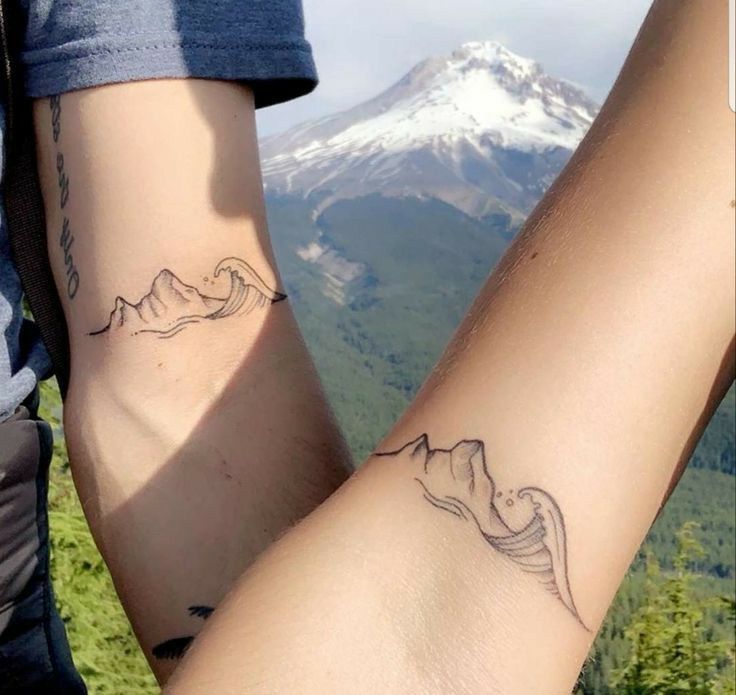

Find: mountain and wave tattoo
[376,435,588,630]
[89,257,286,339]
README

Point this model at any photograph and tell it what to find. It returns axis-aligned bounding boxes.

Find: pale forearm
[167,2,734,692]
[35,79,351,681]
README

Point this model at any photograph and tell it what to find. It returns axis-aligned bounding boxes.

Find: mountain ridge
[261,40,598,219]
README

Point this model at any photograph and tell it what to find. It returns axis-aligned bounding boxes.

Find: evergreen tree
[614,523,735,694]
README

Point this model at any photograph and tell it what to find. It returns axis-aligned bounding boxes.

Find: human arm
[165,1,735,692]
[33,77,351,683]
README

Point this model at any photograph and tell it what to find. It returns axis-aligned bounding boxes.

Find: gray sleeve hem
[23,39,318,108]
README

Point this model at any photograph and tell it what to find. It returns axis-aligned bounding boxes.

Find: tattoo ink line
[49,95,80,300]
[376,434,589,630]
[89,257,286,338]
[152,605,214,660]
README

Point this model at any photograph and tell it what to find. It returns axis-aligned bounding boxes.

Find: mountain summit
[261,41,598,219]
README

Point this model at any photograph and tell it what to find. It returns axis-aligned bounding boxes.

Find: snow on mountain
[261,41,598,219]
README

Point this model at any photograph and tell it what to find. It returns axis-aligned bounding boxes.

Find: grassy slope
[40,381,158,693]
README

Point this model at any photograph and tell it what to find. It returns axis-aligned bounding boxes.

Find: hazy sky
[256,0,652,137]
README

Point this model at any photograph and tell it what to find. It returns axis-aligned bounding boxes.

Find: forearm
[167,2,735,692]
[34,79,351,681]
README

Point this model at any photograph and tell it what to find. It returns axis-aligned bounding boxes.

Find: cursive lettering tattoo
[49,95,80,300]
[89,257,286,338]
[152,605,214,660]
[376,435,589,630]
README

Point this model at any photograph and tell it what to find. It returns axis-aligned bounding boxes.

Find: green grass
[41,381,158,694]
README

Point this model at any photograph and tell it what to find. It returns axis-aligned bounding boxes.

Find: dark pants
[0,392,85,693]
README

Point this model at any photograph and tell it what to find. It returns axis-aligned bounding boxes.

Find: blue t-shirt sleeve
[19,0,317,107]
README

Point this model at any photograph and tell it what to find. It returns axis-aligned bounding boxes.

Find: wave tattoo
[376,435,589,630]
[89,257,286,338]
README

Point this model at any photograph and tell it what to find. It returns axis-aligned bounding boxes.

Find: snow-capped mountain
[261,41,598,219]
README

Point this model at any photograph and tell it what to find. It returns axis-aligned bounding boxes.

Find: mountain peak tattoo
[376,434,589,630]
[89,257,286,339]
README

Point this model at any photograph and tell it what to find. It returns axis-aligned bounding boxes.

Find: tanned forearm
[165,2,735,693]
[34,80,351,683]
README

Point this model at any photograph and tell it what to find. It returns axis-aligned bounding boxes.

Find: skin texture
[165,2,735,693]
[34,80,352,683]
